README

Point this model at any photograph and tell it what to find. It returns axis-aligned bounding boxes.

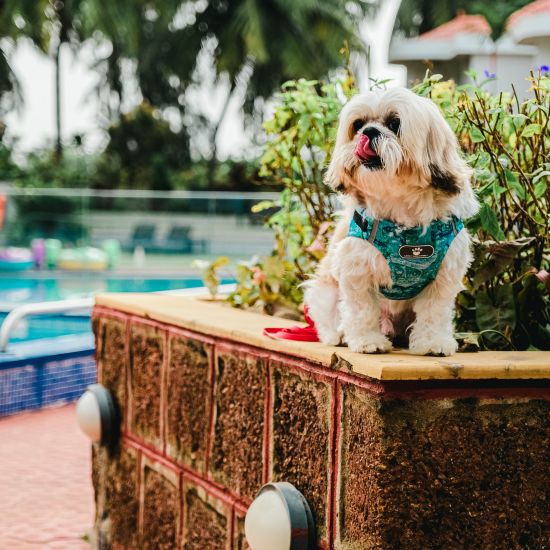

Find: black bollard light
[76,384,119,449]
[245,482,316,550]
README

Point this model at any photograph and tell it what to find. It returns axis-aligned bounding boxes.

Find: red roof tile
[508,0,550,27]
[418,14,490,40]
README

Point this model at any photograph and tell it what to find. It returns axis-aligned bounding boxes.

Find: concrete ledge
[95,293,550,382]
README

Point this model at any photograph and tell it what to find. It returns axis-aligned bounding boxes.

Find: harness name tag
[399,245,434,259]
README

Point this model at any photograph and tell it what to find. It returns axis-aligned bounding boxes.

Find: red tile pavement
[0,405,94,549]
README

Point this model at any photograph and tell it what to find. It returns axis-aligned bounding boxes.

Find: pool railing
[0,297,94,352]
[0,284,236,416]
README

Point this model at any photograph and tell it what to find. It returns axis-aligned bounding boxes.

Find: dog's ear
[424,105,465,194]
[429,163,460,195]
[325,101,357,192]
[423,100,479,217]
[324,153,342,191]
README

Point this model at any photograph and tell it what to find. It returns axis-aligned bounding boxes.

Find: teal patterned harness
[347,208,464,300]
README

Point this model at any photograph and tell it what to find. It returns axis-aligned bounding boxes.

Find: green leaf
[534,179,547,198]
[533,170,550,184]
[505,169,526,199]
[475,285,516,347]
[470,128,485,143]
[465,68,478,82]
[521,123,542,137]
[504,168,518,185]
[473,237,536,288]
[194,256,230,298]
[251,200,276,213]
[455,332,481,352]
[478,204,505,240]
[473,151,491,169]
[511,114,528,125]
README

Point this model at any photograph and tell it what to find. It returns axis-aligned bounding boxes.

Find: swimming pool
[0,274,214,416]
[0,275,207,308]
[0,275,211,341]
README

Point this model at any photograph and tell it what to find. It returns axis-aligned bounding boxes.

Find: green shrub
[213,70,550,350]
[418,71,549,350]
[227,73,355,315]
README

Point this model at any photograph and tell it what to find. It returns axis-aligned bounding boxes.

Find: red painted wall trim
[205,342,217,477]
[262,356,272,486]
[93,306,129,323]
[124,434,246,508]
[328,380,342,550]
[168,324,217,346]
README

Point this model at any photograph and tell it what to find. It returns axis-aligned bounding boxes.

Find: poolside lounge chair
[162,225,193,254]
[160,225,208,254]
[125,224,157,251]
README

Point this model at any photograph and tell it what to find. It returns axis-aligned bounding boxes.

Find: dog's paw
[347,333,392,354]
[409,336,458,357]
[318,328,343,346]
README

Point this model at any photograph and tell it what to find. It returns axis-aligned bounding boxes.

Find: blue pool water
[0,275,210,342]
[0,313,92,342]
[0,274,217,416]
[0,276,206,307]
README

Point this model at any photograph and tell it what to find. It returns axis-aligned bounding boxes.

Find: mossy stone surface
[211,350,266,500]
[129,323,164,445]
[166,335,212,471]
[339,387,550,549]
[271,362,332,543]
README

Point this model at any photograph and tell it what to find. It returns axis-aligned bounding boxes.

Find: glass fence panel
[0,188,279,263]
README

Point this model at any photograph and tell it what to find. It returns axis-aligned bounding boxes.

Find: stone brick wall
[92,305,550,550]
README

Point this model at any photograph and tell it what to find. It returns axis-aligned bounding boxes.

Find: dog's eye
[352,119,364,133]
[387,116,400,134]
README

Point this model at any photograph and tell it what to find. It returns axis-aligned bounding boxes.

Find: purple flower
[484,69,496,79]
[541,65,550,73]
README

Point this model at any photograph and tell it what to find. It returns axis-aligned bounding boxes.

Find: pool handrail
[0,298,94,352]
[0,284,237,352]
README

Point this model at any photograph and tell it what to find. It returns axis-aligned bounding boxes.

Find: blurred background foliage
[1,0,533,189]
[1,0,540,188]
[226,73,355,314]
[0,0,373,188]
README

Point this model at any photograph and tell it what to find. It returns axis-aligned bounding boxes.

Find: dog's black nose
[362,126,381,140]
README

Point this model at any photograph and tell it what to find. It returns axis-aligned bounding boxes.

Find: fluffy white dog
[304,87,479,356]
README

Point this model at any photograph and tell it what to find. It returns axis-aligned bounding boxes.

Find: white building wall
[531,39,550,71]
[469,54,535,97]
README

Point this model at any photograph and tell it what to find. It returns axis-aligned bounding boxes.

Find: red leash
[262,305,319,342]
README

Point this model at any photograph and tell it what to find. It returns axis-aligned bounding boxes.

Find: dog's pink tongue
[355,134,377,160]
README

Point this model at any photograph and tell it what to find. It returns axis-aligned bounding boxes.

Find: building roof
[506,0,550,44]
[390,9,539,64]
[508,0,550,27]
[389,12,536,63]
[418,14,491,41]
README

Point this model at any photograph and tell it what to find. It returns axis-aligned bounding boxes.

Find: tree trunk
[207,80,235,189]
[54,41,62,161]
